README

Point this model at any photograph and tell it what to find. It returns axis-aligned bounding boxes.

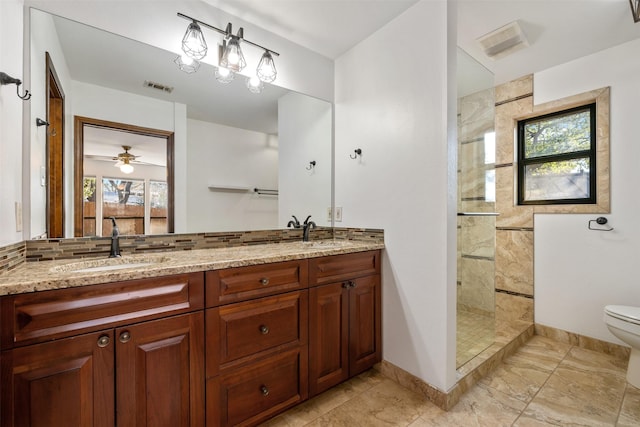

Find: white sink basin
[50,256,170,274]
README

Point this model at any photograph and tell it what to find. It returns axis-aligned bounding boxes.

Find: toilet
[604,305,640,388]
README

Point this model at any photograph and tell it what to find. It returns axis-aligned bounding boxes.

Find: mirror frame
[73,116,175,237]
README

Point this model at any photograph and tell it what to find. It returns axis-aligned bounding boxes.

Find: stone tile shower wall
[494,75,609,323]
[457,87,496,315]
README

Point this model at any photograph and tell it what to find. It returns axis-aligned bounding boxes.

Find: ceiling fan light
[182,21,207,60]
[257,51,277,83]
[246,75,264,94]
[120,162,134,174]
[174,54,200,74]
[219,37,246,72]
[215,67,235,84]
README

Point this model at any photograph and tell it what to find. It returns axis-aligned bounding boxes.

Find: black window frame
[517,103,597,205]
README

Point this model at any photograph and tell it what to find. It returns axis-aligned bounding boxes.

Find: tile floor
[262,335,640,426]
[456,309,495,368]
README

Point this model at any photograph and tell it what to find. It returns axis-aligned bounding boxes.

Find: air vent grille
[477,21,528,60]
[143,80,174,93]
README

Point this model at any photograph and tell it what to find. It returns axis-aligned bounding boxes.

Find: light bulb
[220,38,246,72]
[120,163,134,174]
[246,76,264,94]
[215,67,235,84]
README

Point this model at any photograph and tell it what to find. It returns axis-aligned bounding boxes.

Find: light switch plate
[335,207,343,222]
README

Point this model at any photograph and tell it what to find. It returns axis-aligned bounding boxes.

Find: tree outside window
[517,103,596,205]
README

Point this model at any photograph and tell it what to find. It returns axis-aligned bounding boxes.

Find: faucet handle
[303,215,312,225]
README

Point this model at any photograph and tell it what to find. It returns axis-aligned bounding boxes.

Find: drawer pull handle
[119,331,131,343]
[260,278,270,286]
[259,325,270,335]
[342,281,356,288]
[260,385,269,396]
[97,335,110,348]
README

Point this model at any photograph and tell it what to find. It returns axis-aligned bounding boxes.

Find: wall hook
[0,72,31,100]
[588,216,614,231]
[350,148,362,159]
[36,118,49,127]
[306,160,316,170]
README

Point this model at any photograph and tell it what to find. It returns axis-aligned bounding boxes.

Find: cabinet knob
[260,278,270,286]
[97,335,110,348]
[260,385,269,396]
[119,331,131,343]
[259,325,270,335]
[342,281,356,288]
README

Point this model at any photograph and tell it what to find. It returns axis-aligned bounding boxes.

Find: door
[308,281,349,396]
[115,312,204,426]
[1,330,114,427]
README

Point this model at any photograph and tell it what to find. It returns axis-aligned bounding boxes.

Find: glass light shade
[219,38,246,72]
[246,76,264,94]
[257,51,277,83]
[120,162,134,174]
[215,67,235,84]
[174,54,200,74]
[182,22,207,60]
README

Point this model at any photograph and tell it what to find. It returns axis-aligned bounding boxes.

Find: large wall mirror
[28,8,333,239]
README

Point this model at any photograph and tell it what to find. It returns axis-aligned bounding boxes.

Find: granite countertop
[0,240,384,296]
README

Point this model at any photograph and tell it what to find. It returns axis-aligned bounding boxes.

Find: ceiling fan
[113,145,138,174]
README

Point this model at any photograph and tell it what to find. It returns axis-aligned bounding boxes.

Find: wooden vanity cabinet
[308,250,381,397]
[0,273,205,427]
[205,261,309,426]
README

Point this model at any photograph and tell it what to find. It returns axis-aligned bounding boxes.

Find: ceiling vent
[477,21,528,60]
[143,80,174,93]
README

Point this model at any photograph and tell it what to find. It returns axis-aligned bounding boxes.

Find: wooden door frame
[46,52,65,238]
[73,116,175,237]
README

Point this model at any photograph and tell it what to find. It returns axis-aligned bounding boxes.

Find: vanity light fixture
[173,54,200,74]
[176,12,280,90]
[246,75,264,93]
[630,0,640,22]
[181,21,208,60]
[215,66,235,84]
[257,51,277,83]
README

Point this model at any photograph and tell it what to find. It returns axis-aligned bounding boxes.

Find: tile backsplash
[0,227,383,265]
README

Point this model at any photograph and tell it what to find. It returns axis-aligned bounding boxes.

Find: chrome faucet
[109,217,121,258]
[302,215,316,242]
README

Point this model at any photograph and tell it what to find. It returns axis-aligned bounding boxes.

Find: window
[517,103,596,205]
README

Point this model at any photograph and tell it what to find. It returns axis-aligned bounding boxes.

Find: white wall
[24,0,334,102]
[534,38,640,345]
[185,119,278,232]
[278,92,332,228]
[335,0,457,391]
[0,0,25,245]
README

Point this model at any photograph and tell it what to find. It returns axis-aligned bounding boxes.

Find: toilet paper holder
[588,217,614,231]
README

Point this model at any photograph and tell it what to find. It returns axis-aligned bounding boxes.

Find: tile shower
[457,86,497,368]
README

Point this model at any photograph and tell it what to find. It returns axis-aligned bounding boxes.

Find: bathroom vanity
[0,241,382,426]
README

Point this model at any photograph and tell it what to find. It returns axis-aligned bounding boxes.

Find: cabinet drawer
[206,260,308,306]
[0,272,204,349]
[309,250,380,286]
[206,291,308,376]
[207,347,308,427]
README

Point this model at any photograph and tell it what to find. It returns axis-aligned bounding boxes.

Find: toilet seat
[605,305,640,326]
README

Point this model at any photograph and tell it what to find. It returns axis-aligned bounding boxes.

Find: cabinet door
[116,312,204,427]
[1,330,115,427]
[308,281,349,396]
[349,275,382,376]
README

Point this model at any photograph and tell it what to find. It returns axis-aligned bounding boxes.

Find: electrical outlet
[15,202,22,232]
[327,207,332,221]
[335,207,343,222]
